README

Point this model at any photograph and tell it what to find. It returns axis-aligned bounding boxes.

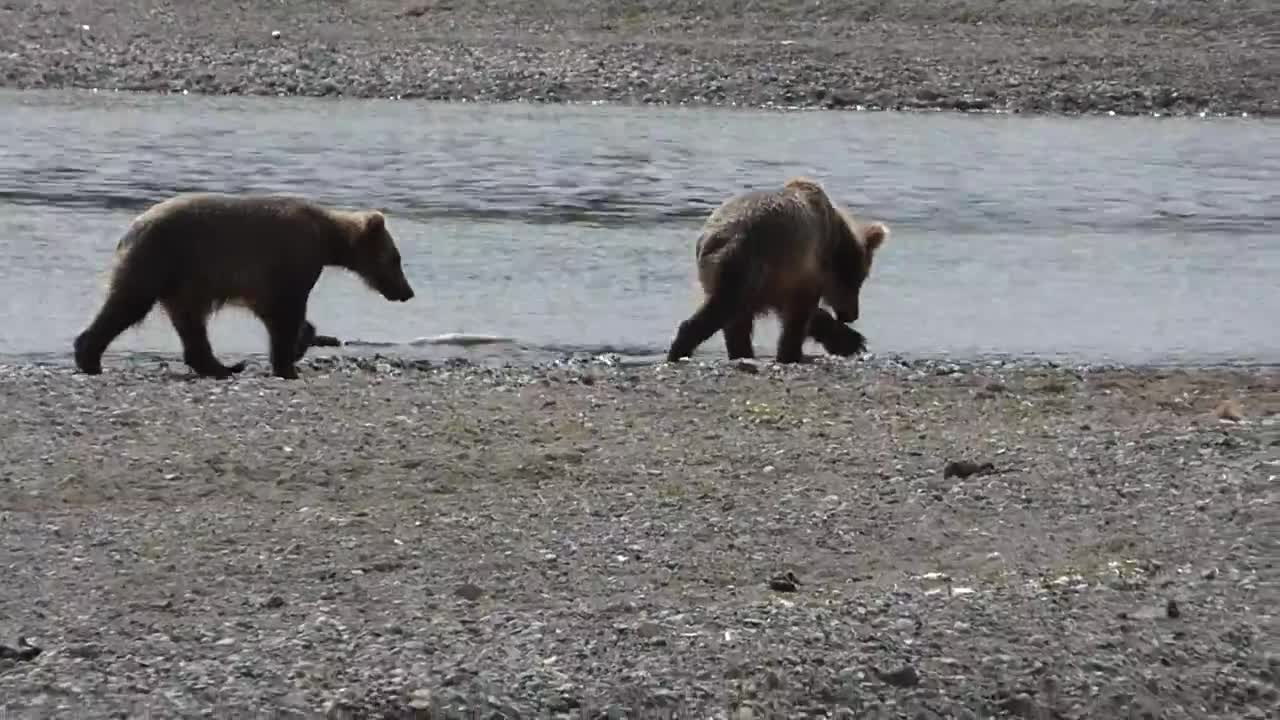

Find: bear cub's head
[824,216,889,325]
[349,211,415,303]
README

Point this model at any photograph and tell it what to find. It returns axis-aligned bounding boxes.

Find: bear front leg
[293,320,317,363]
[164,301,245,379]
[293,320,343,363]
[262,298,309,380]
[775,291,821,364]
[723,314,755,360]
[808,307,867,357]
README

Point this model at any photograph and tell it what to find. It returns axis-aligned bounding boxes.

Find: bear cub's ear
[862,222,889,253]
[364,211,386,235]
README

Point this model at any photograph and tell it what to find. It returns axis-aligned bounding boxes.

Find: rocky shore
[1,355,1276,718]
[2,1,1277,116]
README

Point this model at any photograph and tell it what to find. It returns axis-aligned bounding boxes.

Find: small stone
[324,700,362,719]
[997,693,1040,717]
[636,621,663,638]
[943,460,995,479]
[64,643,103,659]
[875,664,920,687]
[454,583,484,602]
[595,704,627,720]
[1166,598,1181,618]
[768,571,800,592]
[408,688,433,710]
[263,595,286,609]
[1214,399,1244,422]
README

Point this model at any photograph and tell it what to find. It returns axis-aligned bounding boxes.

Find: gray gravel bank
[1,355,1277,718]
[1,1,1277,116]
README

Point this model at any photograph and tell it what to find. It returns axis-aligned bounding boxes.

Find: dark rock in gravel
[996,692,1048,718]
[767,571,800,593]
[454,583,484,602]
[943,460,996,479]
[0,637,42,661]
[875,664,921,688]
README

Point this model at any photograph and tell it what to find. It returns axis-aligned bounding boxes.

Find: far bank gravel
[1,1,1277,117]
[1,355,1277,718]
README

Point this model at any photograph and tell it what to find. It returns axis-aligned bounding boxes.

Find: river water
[0,88,1277,367]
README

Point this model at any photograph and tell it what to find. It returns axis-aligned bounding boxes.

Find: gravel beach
[2,1,1279,717]
[2,0,1277,116]
[1,355,1277,718]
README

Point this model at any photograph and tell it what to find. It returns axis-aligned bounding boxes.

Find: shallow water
[0,88,1277,367]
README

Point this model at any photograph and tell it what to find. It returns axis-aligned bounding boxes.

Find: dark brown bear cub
[666,177,889,364]
[73,193,414,380]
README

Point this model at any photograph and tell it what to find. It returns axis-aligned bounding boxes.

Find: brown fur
[73,193,414,380]
[667,177,889,363]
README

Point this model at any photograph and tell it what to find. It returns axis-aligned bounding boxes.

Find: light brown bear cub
[73,193,415,380]
[666,177,889,364]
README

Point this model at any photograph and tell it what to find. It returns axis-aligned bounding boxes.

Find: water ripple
[1,89,1278,364]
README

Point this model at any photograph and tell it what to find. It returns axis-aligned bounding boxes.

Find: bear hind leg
[808,307,867,357]
[163,301,245,379]
[74,284,159,375]
[666,290,741,362]
[667,251,755,362]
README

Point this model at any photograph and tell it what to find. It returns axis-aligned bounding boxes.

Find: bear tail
[700,238,765,304]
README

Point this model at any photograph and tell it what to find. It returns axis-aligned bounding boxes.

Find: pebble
[1214,399,1245,422]
[943,460,995,479]
[408,689,433,710]
[875,665,921,688]
[768,571,801,593]
[454,583,485,602]
[635,622,663,639]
